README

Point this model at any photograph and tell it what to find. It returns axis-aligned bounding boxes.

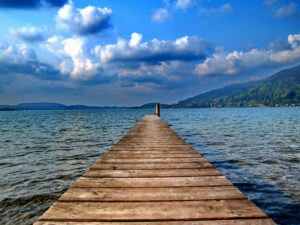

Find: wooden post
[156,104,160,117]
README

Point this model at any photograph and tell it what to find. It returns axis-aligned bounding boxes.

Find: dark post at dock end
[156,104,160,117]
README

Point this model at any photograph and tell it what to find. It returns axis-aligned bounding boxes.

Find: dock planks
[35,115,275,225]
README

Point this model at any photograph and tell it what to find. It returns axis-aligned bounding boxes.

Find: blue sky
[0,0,299,106]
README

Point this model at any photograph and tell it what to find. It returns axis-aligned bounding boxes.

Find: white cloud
[129,33,143,47]
[1,44,37,62]
[11,26,44,43]
[57,2,112,35]
[195,33,300,76]
[40,32,212,83]
[42,35,103,79]
[288,33,300,48]
[62,37,101,79]
[151,8,171,23]
[44,35,64,54]
[22,31,300,89]
[275,2,297,18]
[97,34,212,65]
[176,0,195,10]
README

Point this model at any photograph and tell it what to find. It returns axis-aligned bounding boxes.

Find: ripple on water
[163,108,300,225]
[0,193,61,225]
[0,108,299,225]
[0,109,152,225]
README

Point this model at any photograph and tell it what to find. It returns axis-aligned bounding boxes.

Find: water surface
[0,108,299,224]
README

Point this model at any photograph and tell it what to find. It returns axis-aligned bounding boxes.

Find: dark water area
[0,108,299,224]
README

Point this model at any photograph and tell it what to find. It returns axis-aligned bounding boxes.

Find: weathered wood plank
[35,219,276,225]
[110,146,195,150]
[113,145,193,148]
[102,153,200,159]
[90,162,213,170]
[107,150,198,154]
[83,168,221,178]
[72,176,232,188]
[97,158,207,164]
[38,200,268,221]
[109,149,197,153]
[59,186,246,202]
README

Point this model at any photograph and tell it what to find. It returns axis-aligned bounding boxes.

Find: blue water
[0,108,299,224]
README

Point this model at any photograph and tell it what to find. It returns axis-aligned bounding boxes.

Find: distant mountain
[0,102,125,111]
[172,64,300,108]
[16,102,67,110]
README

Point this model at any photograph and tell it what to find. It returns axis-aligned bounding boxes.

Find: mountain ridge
[170,64,300,108]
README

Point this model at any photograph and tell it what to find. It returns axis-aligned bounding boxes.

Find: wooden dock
[34,115,275,225]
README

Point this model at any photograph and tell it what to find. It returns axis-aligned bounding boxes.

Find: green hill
[173,64,300,108]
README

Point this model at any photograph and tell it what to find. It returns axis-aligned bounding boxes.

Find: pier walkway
[35,115,275,224]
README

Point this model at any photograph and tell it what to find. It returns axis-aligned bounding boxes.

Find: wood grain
[59,186,246,202]
[83,168,221,178]
[38,200,268,221]
[35,219,276,225]
[72,176,232,188]
[34,115,274,225]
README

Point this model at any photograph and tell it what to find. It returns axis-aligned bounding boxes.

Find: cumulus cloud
[97,33,213,65]
[0,43,61,80]
[44,35,64,53]
[57,2,112,35]
[151,8,171,23]
[11,26,44,43]
[40,32,300,87]
[1,43,37,61]
[195,33,300,76]
[42,35,103,80]
[61,37,102,79]
[275,2,297,18]
[129,33,143,47]
[0,0,68,8]
[199,2,233,15]
[176,0,195,10]
[40,33,213,84]
[5,30,300,93]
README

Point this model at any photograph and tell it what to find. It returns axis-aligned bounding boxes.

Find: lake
[0,108,299,224]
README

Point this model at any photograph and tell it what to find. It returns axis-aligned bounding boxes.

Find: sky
[0,0,299,106]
